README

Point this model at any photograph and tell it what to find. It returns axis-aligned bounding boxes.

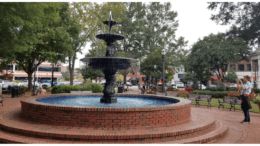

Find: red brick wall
[21,94,191,128]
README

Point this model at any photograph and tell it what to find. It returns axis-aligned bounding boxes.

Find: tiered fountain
[0,12,228,144]
[80,11,138,103]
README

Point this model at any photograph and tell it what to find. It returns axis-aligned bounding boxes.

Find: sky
[69,1,232,69]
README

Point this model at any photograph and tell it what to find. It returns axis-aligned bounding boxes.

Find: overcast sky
[71,1,232,68]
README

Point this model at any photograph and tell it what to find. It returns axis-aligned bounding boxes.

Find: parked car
[41,83,51,88]
[176,82,184,88]
[2,82,18,90]
[197,84,206,90]
[126,82,132,87]
[209,84,217,88]
[0,79,3,87]
[41,80,57,85]
[57,82,70,85]
[99,81,106,86]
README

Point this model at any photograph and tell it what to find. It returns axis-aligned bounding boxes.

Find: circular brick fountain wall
[21,93,191,128]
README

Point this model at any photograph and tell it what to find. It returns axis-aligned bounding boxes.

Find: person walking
[236,75,252,124]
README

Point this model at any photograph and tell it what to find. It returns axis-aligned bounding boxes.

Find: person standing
[236,75,252,124]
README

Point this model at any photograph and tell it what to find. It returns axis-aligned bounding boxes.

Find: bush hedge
[2,90,11,94]
[252,88,260,93]
[190,90,229,98]
[205,86,237,91]
[51,83,104,94]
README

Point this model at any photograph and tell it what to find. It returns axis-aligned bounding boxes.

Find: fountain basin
[21,93,191,128]
[80,57,138,70]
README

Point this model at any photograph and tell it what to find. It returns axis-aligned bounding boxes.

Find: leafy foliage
[187,33,248,82]
[225,68,238,82]
[208,2,260,49]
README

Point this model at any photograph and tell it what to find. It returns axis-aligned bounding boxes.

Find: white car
[41,83,51,88]
[197,84,206,90]
[126,82,132,87]
[2,82,18,90]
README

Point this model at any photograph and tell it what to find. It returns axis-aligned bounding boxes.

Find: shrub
[51,85,76,94]
[216,83,225,91]
[190,90,229,98]
[227,91,240,97]
[2,90,11,94]
[253,95,260,104]
[178,94,185,98]
[177,90,189,97]
[252,88,260,93]
[90,83,104,93]
[166,86,179,91]
[228,87,237,91]
[185,87,194,93]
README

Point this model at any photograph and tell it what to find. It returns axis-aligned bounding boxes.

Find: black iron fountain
[80,11,138,103]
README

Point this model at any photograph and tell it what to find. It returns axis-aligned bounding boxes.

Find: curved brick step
[0,108,217,143]
[161,120,228,144]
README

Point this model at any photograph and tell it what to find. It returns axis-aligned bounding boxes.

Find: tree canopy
[187,33,248,82]
[0,2,71,89]
[208,2,260,50]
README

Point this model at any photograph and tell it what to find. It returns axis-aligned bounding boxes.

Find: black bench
[156,92,167,96]
[166,92,178,97]
[218,96,239,111]
[187,94,200,106]
[197,95,212,108]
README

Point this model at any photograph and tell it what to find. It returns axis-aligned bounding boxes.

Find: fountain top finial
[109,11,112,20]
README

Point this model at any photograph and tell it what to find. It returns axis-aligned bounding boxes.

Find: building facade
[0,61,67,82]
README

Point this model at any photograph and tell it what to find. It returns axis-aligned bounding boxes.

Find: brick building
[0,61,67,82]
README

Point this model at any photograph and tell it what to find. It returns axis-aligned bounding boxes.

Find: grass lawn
[178,96,260,113]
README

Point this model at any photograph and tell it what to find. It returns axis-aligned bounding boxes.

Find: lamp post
[154,65,157,88]
[161,49,166,93]
[33,60,37,95]
[254,63,257,88]
[51,63,54,87]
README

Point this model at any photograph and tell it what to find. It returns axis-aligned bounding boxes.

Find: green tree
[117,74,124,84]
[79,65,104,82]
[225,68,238,83]
[0,2,71,90]
[208,2,260,49]
[182,71,197,88]
[187,33,248,83]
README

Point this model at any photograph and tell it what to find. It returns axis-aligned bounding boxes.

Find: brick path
[0,89,260,143]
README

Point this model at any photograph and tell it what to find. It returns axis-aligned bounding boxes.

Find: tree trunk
[69,55,76,86]
[28,72,33,91]
[123,71,127,86]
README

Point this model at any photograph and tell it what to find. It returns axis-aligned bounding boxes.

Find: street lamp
[33,60,38,95]
[154,65,157,88]
[161,49,166,93]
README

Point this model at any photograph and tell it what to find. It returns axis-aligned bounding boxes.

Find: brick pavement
[0,89,260,143]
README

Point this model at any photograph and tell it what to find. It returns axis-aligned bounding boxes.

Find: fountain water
[80,11,138,103]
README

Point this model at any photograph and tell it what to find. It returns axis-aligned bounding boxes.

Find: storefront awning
[210,76,218,80]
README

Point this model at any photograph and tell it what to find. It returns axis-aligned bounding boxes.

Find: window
[8,65,13,70]
[38,66,61,72]
[247,64,251,71]
[238,64,244,71]
[230,64,236,71]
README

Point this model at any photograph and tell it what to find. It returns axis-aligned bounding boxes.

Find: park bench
[156,92,167,96]
[187,94,200,106]
[197,95,212,108]
[218,96,240,111]
[166,92,178,97]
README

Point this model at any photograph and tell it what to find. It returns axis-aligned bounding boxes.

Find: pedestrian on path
[236,75,252,124]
